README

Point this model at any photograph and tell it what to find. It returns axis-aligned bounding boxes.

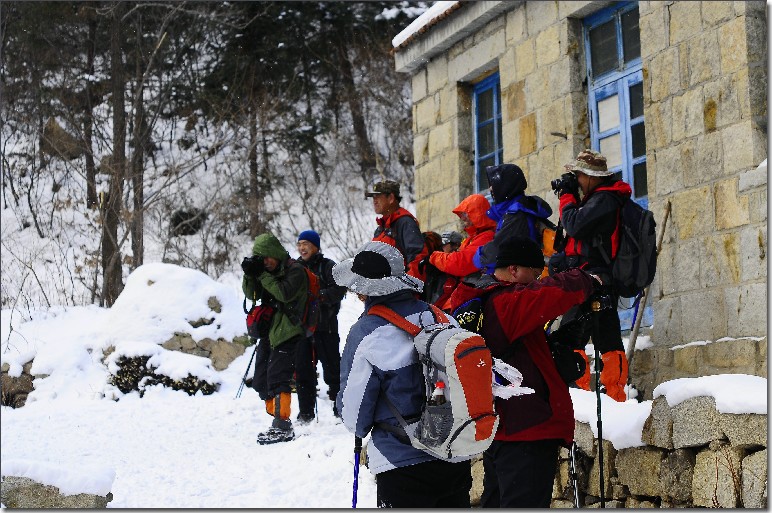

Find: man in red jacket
[450,236,598,508]
[365,180,427,282]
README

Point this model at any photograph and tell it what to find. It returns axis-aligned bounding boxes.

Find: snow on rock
[653,374,767,414]
[1,458,115,496]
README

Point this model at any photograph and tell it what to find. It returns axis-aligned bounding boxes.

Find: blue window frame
[584,2,652,330]
[473,73,503,193]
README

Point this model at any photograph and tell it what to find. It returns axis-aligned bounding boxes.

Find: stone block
[681,289,726,341]
[692,445,744,507]
[502,120,520,162]
[718,16,748,75]
[702,0,734,26]
[745,12,767,64]
[505,5,526,44]
[413,133,429,167]
[447,29,505,83]
[722,121,760,174]
[652,295,682,347]
[644,98,672,149]
[428,122,453,159]
[699,232,741,288]
[671,396,725,449]
[498,47,516,90]
[574,420,596,457]
[739,227,766,281]
[411,69,427,103]
[653,145,685,196]
[649,46,681,103]
[703,75,741,131]
[687,29,720,87]
[415,97,437,133]
[535,24,561,66]
[671,187,713,239]
[426,55,448,94]
[719,413,766,449]
[669,2,703,44]
[504,80,526,122]
[438,86,459,124]
[616,447,665,497]
[748,188,767,225]
[210,339,244,371]
[540,98,567,146]
[671,239,702,294]
[672,86,704,142]
[197,337,216,352]
[547,58,573,101]
[725,283,767,338]
[527,65,552,109]
[588,440,616,499]
[526,0,558,35]
[688,132,723,186]
[704,337,758,370]
[642,396,674,449]
[672,344,703,375]
[714,179,750,230]
[659,448,696,503]
[639,10,667,58]
[741,449,768,508]
[738,162,767,192]
[519,112,537,155]
[513,39,536,82]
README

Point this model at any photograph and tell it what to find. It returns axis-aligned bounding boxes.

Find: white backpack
[368,304,499,460]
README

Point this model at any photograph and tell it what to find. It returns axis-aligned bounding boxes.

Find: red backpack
[299,267,321,337]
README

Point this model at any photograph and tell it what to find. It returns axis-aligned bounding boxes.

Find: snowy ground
[1,264,766,508]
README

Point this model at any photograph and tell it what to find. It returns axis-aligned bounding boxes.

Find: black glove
[417,254,437,275]
[547,319,591,350]
[241,256,265,277]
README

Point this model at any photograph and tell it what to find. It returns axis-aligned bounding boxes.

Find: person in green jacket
[241,232,309,445]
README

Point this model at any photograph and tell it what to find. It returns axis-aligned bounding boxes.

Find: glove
[417,255,434,275]
[241,256,265,277]
[558,182,579,199]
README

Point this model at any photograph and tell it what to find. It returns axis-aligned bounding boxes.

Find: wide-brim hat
[364,180,401,199]
[333,241,423,296]
[565,149,614,177]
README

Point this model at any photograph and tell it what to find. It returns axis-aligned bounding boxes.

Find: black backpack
[599,199,657,298]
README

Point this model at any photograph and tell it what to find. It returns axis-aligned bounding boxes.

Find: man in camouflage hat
[548,149,632,402]
[365,179,427,282]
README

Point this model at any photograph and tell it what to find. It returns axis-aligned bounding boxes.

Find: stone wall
[639,1,767,345]
[550,396,767,508]
[0,476,112,508]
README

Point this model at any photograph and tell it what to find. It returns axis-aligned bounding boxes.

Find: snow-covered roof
[392,1,463,50]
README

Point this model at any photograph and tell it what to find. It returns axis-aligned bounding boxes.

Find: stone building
[393,1,767,397]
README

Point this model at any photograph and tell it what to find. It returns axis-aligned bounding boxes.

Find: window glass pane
[633,162,648,197]
[629,82,643,119]
[631,122,646,158]
[477,89,494,121]
[622,8,641,63]
[478,157,495,190]
[589,20,617,76]
[598,94,620,132]
[599,134,622,169]
[478,122,495,156]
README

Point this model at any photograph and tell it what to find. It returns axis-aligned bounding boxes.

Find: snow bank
[1,458,115,496]
[653,374,767,414]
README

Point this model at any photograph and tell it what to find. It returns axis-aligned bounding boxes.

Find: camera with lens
[550,172,579,196]
[241,255,265,276]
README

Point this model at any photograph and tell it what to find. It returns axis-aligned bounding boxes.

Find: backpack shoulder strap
[368,304,448,337]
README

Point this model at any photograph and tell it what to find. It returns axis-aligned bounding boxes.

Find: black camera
[550,172,579,196]
[241,255,265,276]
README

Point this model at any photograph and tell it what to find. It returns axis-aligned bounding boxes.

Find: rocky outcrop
[0,476,112,508]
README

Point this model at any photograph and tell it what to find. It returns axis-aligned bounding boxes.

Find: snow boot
[296,412,315,425]
[257,392,294,444]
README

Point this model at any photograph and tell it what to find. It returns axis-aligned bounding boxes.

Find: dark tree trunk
[84,13,98,209]
[101,1,126,306]
[337,42,376,181]
[130,13,146,270]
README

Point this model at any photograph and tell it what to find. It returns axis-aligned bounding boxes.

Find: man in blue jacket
[333,241,472,508]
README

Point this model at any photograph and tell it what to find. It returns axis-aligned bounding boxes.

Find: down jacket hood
[252,233,289,261]
[453,194,496,237]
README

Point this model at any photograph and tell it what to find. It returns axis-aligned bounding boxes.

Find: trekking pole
[352,436,362,508]
[235,341,258,399]
[568,442,581,508]
[591,301,605,508]
[626,200,671,377]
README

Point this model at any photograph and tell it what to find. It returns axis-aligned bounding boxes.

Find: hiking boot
[256,426,295,445]
[332,403,341,418]
[296,412,315,425]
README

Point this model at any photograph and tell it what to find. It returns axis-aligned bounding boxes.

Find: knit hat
[486,164,527,203]
[333,241,423,296]
[564,149,613,177]
[364,180,402,201]
[297,230,321,250]
[495,236,544,269]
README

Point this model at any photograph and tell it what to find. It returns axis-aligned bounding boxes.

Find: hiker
[441,231,464,253]
[474,164,553,275]
[550,149,632,402]
[296,229,346,418]
[417,231,447,305]
[333,241,473,508]
[241,232,309,444]
[423,193,496,310]
[449,236,598,508]
[365,180,428,282]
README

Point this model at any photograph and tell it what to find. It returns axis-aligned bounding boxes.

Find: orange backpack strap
[368,304,448,337]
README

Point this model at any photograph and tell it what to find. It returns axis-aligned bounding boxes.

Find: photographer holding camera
[548,149,632,402]
[241,232,310,444]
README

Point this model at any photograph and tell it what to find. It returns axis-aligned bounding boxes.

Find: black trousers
[252,336,299,400]
[313,330,341,400]
[561,296,623,354]
[481,439,560,508]
[294,335,318,416]
[376,459,472,508]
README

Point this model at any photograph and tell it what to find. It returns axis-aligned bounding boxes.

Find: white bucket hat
[333,241,423,297]
[564,149,614,177]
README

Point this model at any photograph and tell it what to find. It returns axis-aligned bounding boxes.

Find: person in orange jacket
[422,194,496,310]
